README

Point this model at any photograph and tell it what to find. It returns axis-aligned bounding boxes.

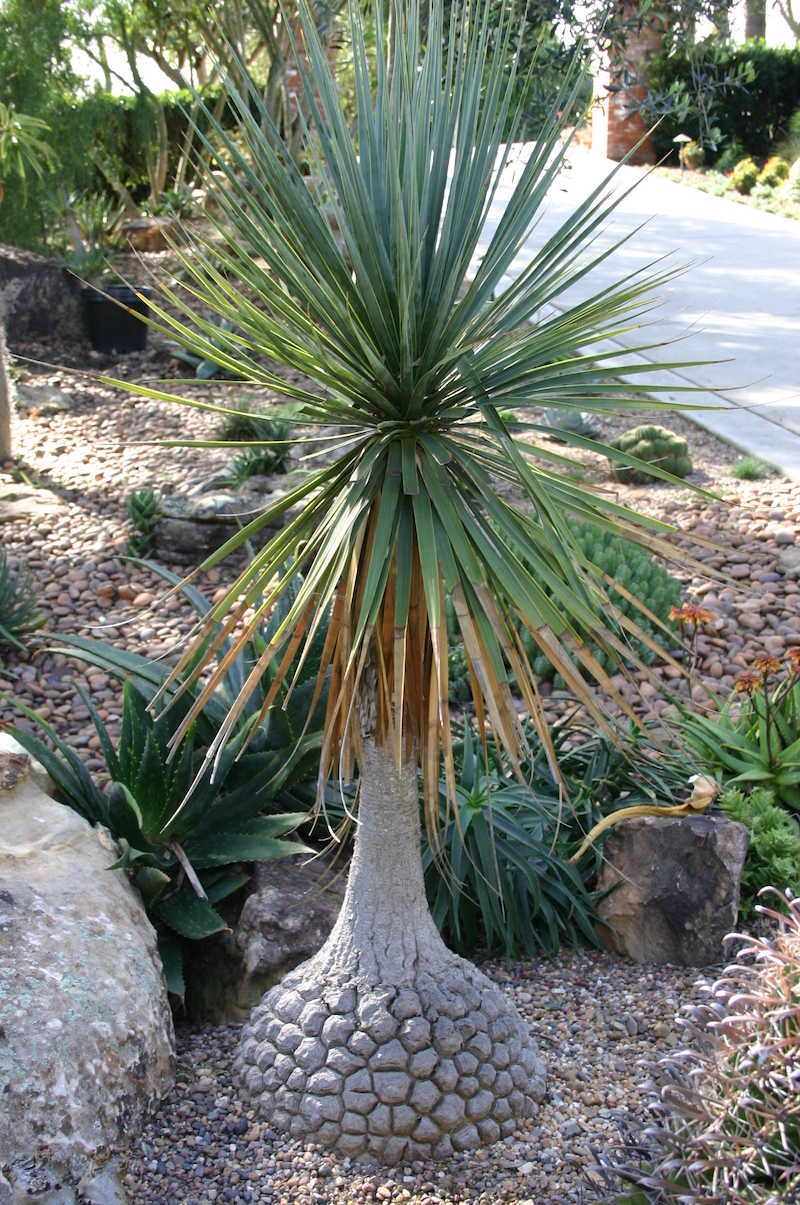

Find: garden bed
[2,295,798,1204]
[652,164,800,221]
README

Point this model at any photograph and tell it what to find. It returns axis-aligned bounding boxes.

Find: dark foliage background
[648,39,800,163]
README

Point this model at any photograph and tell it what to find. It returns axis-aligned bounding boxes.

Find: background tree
[0,104,57,459]
[745,0,767,39]
[123,0,706,1160]
[774,0,800,40]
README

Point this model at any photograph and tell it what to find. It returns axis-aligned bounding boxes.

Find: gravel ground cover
[122,950,706,1205]
[2,325,797,1203]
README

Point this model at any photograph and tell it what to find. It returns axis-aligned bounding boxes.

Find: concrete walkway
[477,147,800,479]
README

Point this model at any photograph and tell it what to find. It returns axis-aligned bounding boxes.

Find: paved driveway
[475,147,800,478]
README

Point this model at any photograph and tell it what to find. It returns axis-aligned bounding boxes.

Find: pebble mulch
[123,949,706,1205]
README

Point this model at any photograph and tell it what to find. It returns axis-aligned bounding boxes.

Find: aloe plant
[12,684,306,930]
[680,652,800,813]
[126,486,160,557]
[9,564,328,993]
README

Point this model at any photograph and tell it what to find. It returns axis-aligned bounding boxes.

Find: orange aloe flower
[670,603,711,626]
[753,653,782,676]
[734,671,761,695]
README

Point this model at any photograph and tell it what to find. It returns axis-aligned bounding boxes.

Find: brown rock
[596,814,749,966]
[184,854,345,1023]
[0,243,87,348]
[727,564,751,579]
[121,216,177,251]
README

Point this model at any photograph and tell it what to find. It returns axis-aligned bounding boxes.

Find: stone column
[591,5,665,165]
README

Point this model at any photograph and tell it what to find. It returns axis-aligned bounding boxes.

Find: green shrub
[758,154,791,186]
[0,550,43,651]
[446,518,681,694]
[0,82,234,252]
[719,787,800,917]
[715,138,745,171]
[607,424,693,484]
[648,40,800,164]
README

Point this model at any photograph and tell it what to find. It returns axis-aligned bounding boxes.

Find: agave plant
[100,0,708,1162]
[0,549,43,651]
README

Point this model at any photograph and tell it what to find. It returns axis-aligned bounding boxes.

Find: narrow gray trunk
[311,739,452,984]
[236,738,546,1165]
[0,293,12,462]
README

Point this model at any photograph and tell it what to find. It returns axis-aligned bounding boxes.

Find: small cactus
[126,487,160,557]
[607,424,693,485]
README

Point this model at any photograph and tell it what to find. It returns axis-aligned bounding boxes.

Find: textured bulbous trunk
[236,739,546,1164]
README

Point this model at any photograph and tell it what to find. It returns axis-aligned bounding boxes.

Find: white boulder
[0,746,174,1182]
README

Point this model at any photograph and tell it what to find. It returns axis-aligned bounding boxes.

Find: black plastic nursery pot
[83,284,152,354]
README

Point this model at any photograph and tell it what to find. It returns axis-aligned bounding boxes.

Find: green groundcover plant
[719,786,800,917]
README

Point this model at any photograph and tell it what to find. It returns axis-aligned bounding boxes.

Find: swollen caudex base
[235,959,546,1163]
[235,738,546,1162]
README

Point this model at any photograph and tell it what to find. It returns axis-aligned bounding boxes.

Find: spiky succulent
[582,889,800,1204]
[0,550,43,650]
[126,486,160,557]
[608,425,693,485]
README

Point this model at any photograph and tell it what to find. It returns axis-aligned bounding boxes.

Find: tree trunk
[0,292,12,462]
[236,738,546,1164]
[745,0,767,38]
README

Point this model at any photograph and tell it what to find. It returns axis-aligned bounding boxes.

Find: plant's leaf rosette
[0,550,44,651]
[102,0,719,843]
